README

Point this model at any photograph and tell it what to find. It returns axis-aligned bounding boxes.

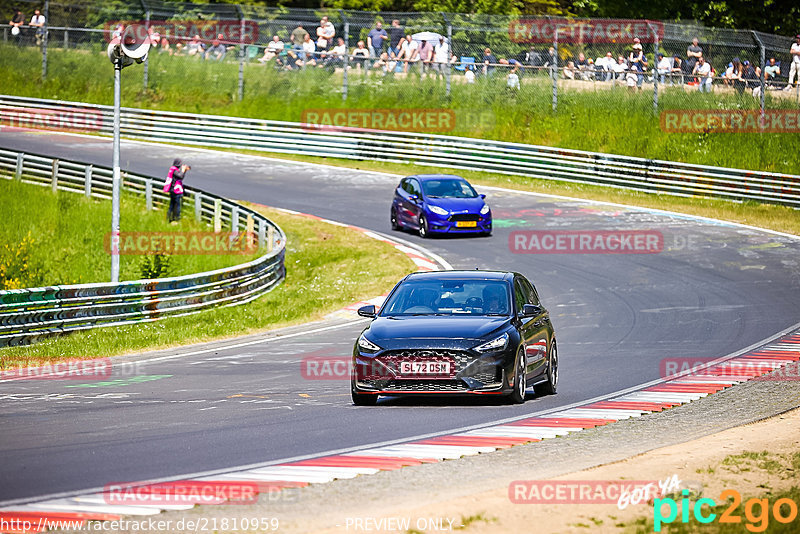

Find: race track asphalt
[1,131,799,503]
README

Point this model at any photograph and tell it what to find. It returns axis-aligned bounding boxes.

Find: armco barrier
[0,147,286,348]
[1,94,799,208]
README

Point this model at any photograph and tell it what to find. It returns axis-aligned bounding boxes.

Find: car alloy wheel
[418,214,429,238]
[391,208,400,230]
[535,339,558,396]
[509,348,526,404]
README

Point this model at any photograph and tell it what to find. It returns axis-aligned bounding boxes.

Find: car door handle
[533,320,543,327]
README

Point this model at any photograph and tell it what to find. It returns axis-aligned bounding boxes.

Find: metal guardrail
[0,147,286,348]
[1,94,799,208]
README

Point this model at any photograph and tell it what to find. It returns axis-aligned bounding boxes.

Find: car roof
[404,270,514,282]
[409,174,467,182]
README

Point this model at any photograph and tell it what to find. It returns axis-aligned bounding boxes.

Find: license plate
[399,360,451,375]
[456,221,477,228]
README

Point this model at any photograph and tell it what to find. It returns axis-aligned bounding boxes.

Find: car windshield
[381,279,511,316]
[422,179,478,199]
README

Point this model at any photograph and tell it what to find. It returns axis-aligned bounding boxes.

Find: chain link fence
[2,0,799,135]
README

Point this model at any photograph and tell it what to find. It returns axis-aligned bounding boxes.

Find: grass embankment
[0,202,416,368]
[2,44,798,175]
[0,178,260,289]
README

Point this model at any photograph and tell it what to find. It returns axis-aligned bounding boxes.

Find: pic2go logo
[654,489,799,532]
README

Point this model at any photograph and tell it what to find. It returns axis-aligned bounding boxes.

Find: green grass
[3,43,799,175]
[0,178,259,288]
[0,204,416,368]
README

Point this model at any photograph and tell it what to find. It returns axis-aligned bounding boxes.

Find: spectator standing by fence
[628,40,647,90]
[400,35,419,74]
[433,36,449,78]
[687,37,702,73]
[30,9,45,47]
[168,162,190,223]
[9,9,24,45]
[388,20,404,58]
[482,48,497,76]
[291,24,308,58]
[693,56,712,92]
[367,22,388,61]
[419,39,434,75]
[316,16,334,51]
[787,35,800,90]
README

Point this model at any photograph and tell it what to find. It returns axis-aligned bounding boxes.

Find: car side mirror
[409,194,419,202]
[357,305,377,318]
[480,193,486,199]
[521,304,542,318]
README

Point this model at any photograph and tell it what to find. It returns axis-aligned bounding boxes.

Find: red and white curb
[2,332,798,531]
[260,207,450,320]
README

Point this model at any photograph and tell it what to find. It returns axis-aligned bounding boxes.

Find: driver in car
[482,285,506,314]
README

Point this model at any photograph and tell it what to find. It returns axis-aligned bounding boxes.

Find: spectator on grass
[612,55,627,82]
[482,48,498,76]
[147,28,160,49]
[260,35,284,63]
[388,20,404,58]
[185,35,204,57]
[465,65,475,83]
[433,36,449,78]
[399,34,419,74]
[302,33,317,65]
[351,40,369,70]
[320,37,346,69]
[167,162,190,223]
[205,37,226,61]
[726,58,745,93]
[786,35,800,90]
[563,60,576,80]
[575,52,592,80]
[507,66,520,90]
[764,57,780,85]
[693,56,712,92]
[670,56,684,84]
[595,52,613,81]
[159,36,172,55]
[687,37,703,73]
[10,9,24,45]
[291,23,309,55]
[367,21,388,60]
[419,40,434,75]
[30,9,45,47]
[628,42,647,89]
[656,53,672,84]
[743,60,761,97]
[316,16,334,51]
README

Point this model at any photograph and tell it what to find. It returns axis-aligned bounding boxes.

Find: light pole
[107,25,150,282]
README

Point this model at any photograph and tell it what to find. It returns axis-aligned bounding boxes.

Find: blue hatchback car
[391,175,492,237]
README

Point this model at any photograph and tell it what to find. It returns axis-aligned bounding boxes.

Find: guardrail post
[341,10,349,102]
[51,160,59,192]
[41,0,49,81]
[84,165,92,197]
[15,153,23,180]
[231,206,239,232]
[258,219,266,249]
[246,214,254,250]
[194,191,202,222]
[145,179,153,210]
[648,21,659,115]
[63,29,68,49]
[751,31,766,118]
[213,199,222,233]
[267,225,274,253]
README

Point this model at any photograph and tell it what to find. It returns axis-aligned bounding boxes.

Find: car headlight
[480,204,490,215]
[473,332,508,352]
[358,334,382,353]
[428,205,449,216]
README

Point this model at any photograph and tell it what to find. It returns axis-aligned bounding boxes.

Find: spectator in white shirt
[30,9,45,46]
[316,16,335,51]
[465,65,475,83]
[399,35,419,74]
[786,35,800,90]
[433,36,449,78]
[656,53,672,84]
[693,56,713,92]
[260,35,284,63]
[301,33,317,65]
[611,55,627,82]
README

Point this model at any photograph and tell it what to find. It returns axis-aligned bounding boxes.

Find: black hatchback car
[351,271,557,405]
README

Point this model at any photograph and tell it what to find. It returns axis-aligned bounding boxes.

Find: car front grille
[448,213,482,222]
[358,349,501,392]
